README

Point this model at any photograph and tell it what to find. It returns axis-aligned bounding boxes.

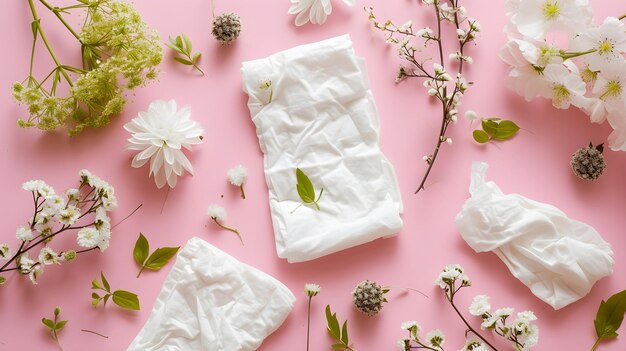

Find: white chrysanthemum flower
[0,244,11,260]
[572,17,626,71]
[539,64,588,109]
[16,225,34,241]
[425,329,445,348]
[57,205,81,226]
[207,204,227,222]
[494,307,514,318]
[469,295,491,316]
[38,246,59,265]
[288,0,355,26]
[77,227,101,248]
[511,0,592,39]
[124,100,204,189]
[304,283,321,297]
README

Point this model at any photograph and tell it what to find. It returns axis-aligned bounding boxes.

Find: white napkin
[127,237,295,351]
[455,162,614,309]
[241,35,404,263]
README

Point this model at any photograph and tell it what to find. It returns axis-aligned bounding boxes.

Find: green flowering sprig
[42,306,67,349]
[13,0,162,136]
[167,33,205,76]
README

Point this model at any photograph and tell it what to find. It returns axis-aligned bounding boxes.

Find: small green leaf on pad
[112,290,140,310]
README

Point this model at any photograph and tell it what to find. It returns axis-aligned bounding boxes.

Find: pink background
[1,0,625,350]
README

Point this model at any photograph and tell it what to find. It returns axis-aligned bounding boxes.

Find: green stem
[192,64,205,76]
[136,266,145,278]
[449,295,499,351]
[38,0,81,40]
[27,0,73,86]
[212,218,244,245]
[560,49,596,60]
[590,336,602,351]
[306,297,312,351]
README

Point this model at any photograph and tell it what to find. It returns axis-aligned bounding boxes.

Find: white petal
[150,149,164,176]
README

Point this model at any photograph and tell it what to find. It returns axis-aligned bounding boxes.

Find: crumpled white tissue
[127,237,295,351]
[455,162,614,309]
[241,35,403,263]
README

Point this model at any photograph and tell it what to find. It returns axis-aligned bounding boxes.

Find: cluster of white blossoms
[0,170,117,285]
[501,0,626,150]
[399,265,538,351]
[469,295,539,350]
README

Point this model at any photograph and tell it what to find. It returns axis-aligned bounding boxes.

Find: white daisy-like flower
[124,100,204,189]
[572,17,626,71]
[0,244,11,260]
[16,225,34,241]
[227,165,248,199]
[304,283,321,297]
[57,205,81,226]
[38,246,59,265]
[207,204,227,222]
[288,0,355,26]
[94,207,111,251]
[469,295,491,316]
[76,227,101,248]
[425,329,445,348]
[511,0,592,39]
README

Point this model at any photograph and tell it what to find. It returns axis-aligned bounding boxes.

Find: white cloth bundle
[455,162,614,309]
[127,237,295,350]
[241,35,404,263]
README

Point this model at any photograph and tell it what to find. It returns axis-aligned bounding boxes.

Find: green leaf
[144,247,180,270]
[325,305,340,339]
[100,272,110,292]
[173,57,193,65]
[182,33,192,53]
[91,278,101,290]
[481,119,498,136]
[595,290,626,340]
[31,20,40,40]
[175,35,183,51]
[341,320,349,345]
[0,276,6,284]
[166,41,183,54]
[91,298,101,307]
[296,168,316,204]
[103,294,110,307]
[493,120,520,140]
[55,320,68,330]
[91,292,100,299]
[133,233,150,266]
[473,129,490,144]
[112,290,140,310]
[191,52,201,64]
[331,344,347,350]
[42,318,55,330]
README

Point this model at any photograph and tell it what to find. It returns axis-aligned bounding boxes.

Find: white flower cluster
[470,294,539,350]
[435,263,472,298]
[501,0,626,150]
[397,322,446,351]
[0,170,116,284]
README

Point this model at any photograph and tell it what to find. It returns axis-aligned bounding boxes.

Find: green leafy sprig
[293,168,324,213]
[42,306,67,349]
[91,272,140,310]
[166,33,204,76]
[591,289,626,351]
[133,233,180,278]
[473,118,520,144]
[325,305,354,351]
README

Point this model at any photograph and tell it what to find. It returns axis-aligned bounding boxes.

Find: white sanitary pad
[241,34,404,263]
[455,162,614,309]
[127,237,295,350]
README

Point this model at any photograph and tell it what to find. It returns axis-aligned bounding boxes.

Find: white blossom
[124,100,204,189]
[0,244,11,260]
[510,0,593,39]
[288,0,355,26]
[16,225,33,241]
[38,246,59,265]
[57,205,81,226]
[469,295,491,316]
[227,165,248,187]
[304,283,321,297]
[426,329,445,348]
[572,17,626,71]
[207,204,227,222]
[76,227,100,248]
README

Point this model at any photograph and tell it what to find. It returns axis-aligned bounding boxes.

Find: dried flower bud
[352,280,387,316]
[571,144,605,180]
[212,13,241,44]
